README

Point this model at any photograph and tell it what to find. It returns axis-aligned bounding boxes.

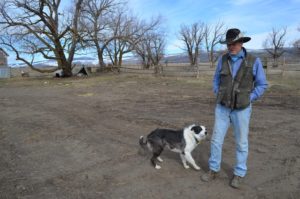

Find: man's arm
[213,57,222,95]
[250,58,268,102]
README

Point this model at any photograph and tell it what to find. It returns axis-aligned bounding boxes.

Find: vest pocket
[235,90,250,108]
[216,88,226,104]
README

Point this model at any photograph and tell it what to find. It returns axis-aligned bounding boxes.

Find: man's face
[227,42,243,55]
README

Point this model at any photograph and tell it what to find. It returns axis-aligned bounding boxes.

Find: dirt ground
[0,74,299,199]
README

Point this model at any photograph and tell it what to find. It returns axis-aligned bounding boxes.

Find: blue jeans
[208,104,252,177]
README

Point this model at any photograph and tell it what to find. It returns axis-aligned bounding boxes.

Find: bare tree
[263,27,287,67]
[148,32,165,69]
[293,26,300,52]
[105,14,162,70]
[0,0,84,76]
[134,35,152,68]
[293,40,300,50]
[105,10,137,68]
[134,30,165,73]
[178,22,205,66]
[80,0,120,67]
[80,1,161,69]
[204,21,225,68]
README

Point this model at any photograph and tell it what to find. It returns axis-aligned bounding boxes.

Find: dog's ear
[191,126,202,134]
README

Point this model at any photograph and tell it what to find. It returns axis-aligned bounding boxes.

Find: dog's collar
[194,137,200,144]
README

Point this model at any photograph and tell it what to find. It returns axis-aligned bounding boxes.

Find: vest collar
[229,49,245,62]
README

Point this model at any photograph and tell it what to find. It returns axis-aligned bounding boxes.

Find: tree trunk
[188,51,194,66]
[61,61,72,77]
[209,51,214,68]
[118,53,123,66]
[55,45,73,77]
[273,57,278,67]
[97,50,105,67]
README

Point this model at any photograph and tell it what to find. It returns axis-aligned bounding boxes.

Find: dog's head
[188,124,207,142]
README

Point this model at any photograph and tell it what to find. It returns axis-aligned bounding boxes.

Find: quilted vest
[216,53,255,109]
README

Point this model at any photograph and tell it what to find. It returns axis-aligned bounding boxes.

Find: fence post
[196,63,200,78]
[281,56,285,78]
[262,57,268,78]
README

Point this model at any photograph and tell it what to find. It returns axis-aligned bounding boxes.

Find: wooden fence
[8,60,300,78]
[0,68,11,78]
[119,62,300,77]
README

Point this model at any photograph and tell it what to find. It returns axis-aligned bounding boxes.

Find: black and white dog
[139,124,207,170]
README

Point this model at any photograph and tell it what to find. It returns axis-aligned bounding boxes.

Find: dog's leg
[151,147,163,169]
[180,153,190,169]
[157,156,163,162]
[184,152,201,170]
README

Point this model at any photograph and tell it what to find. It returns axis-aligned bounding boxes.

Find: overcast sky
[128,0,300,53]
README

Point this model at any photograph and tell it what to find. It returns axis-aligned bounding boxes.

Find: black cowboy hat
[220,28,251,44]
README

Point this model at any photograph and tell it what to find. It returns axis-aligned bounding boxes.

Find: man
[201,28,268,188]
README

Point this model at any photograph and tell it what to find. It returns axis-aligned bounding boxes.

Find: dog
[139,124,207,170]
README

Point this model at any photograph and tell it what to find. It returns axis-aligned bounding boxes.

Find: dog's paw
[155,165,161,169]
[157,157,163,162]
[183,164,190,169]
[193,166,201,170]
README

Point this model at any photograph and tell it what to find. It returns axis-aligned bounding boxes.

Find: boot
[230,175,243,189]
[201,170,218,182]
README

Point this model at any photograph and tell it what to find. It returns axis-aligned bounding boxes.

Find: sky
[127,0,300,53]
[5,0,300,64]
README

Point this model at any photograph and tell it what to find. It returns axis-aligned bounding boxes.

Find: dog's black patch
[191,126,202,134]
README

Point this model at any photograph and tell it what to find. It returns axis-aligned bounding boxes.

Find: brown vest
[216,53,255,109]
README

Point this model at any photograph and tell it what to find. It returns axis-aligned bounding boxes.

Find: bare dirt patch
[0,74,299,199]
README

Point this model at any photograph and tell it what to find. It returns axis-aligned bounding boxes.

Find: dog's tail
[139,136,148,151]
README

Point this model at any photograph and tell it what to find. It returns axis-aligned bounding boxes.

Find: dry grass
[0,73,299,199]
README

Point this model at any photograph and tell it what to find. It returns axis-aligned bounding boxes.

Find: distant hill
[9,56,99,68]
[8,48,300,68]
[126,48,300,65]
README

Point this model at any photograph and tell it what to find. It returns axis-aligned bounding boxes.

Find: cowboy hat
[220,28,251,44]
